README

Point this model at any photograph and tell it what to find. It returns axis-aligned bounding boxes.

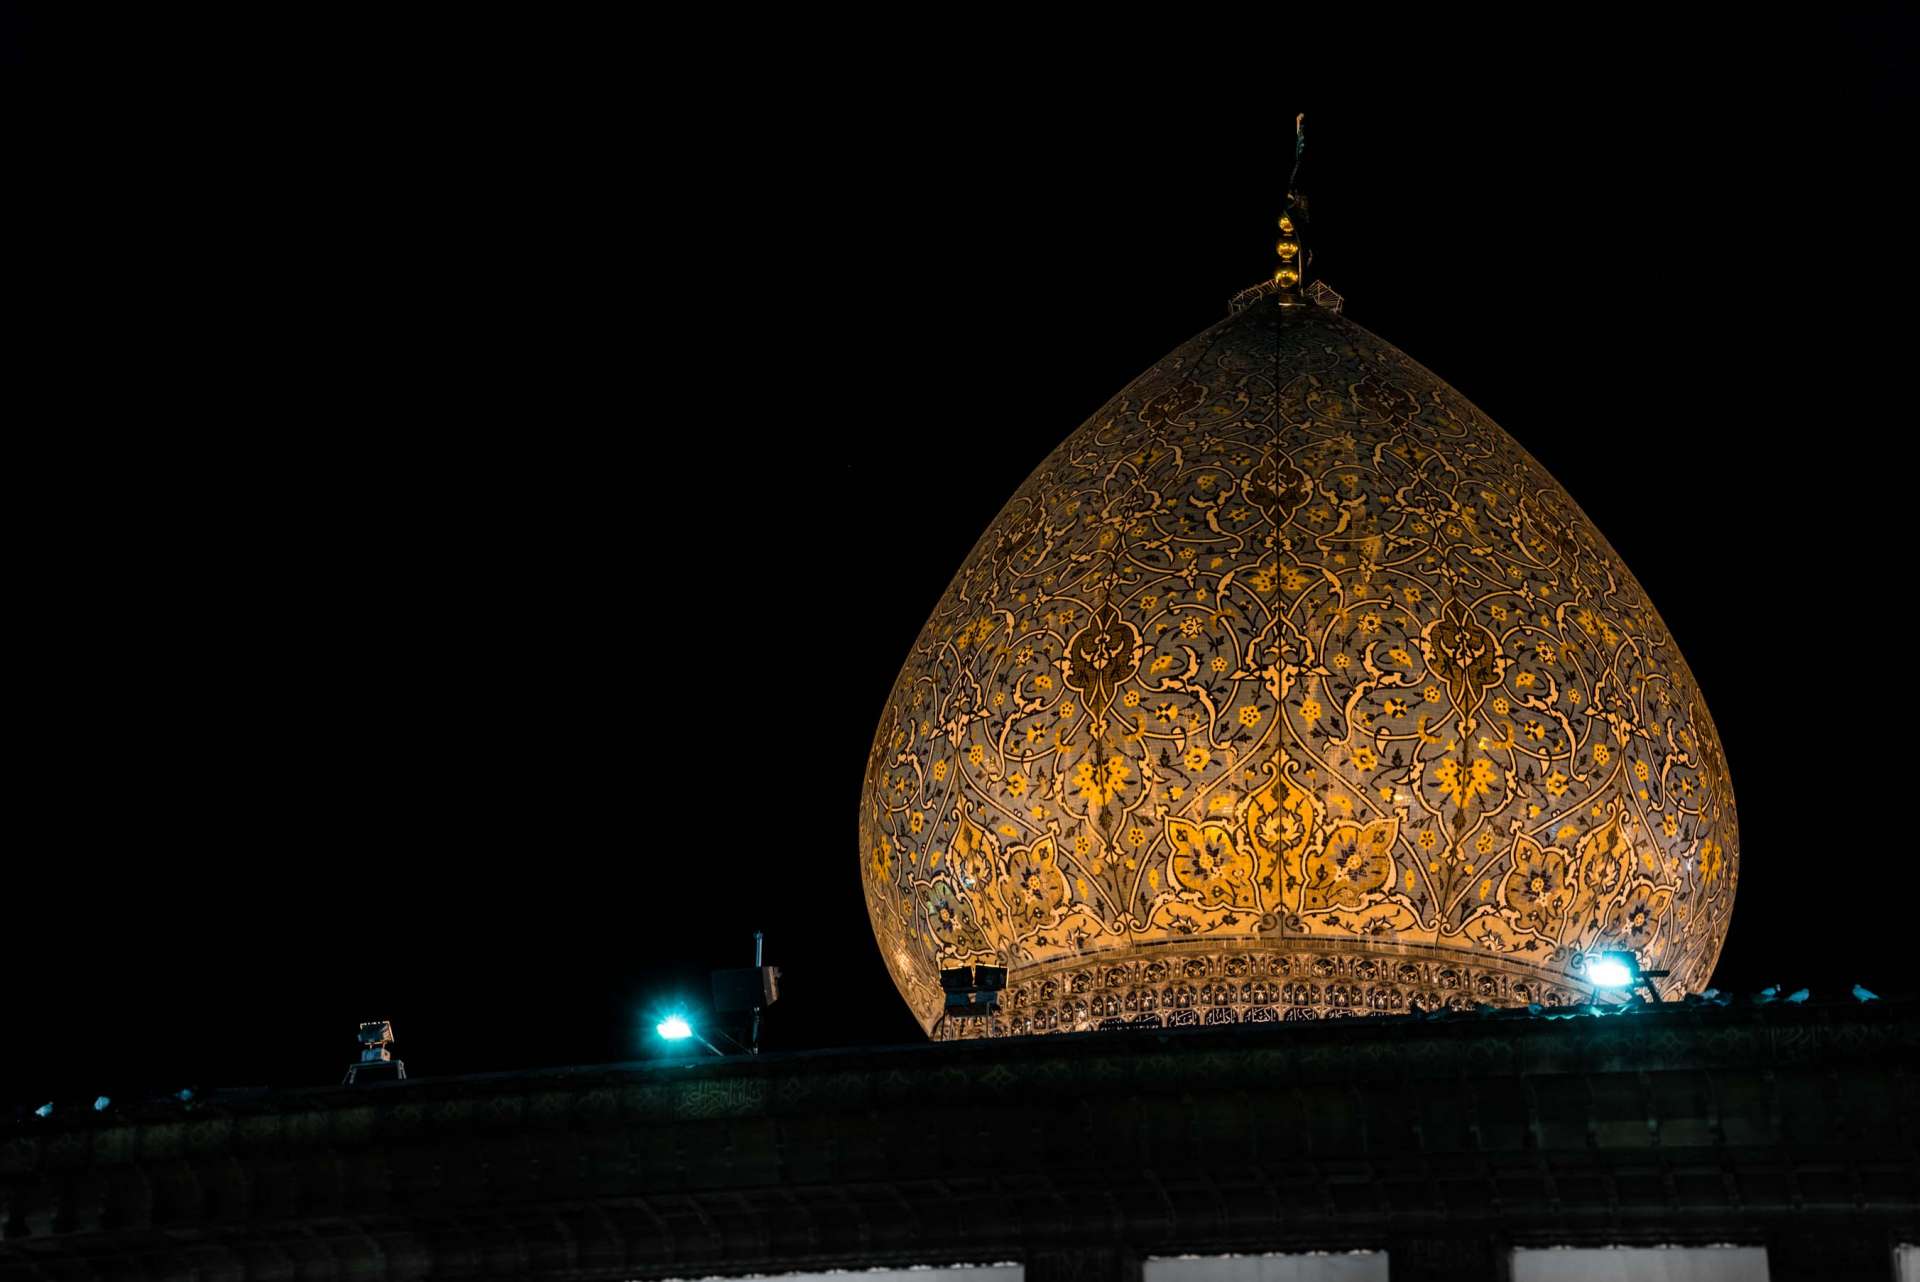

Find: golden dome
[860,286,1737,1037]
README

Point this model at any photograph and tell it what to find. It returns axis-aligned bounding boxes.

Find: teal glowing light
[1587,953,1636,989]
[656,1014,693,1041]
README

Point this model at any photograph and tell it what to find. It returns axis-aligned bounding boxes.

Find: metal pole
[751,931,764,1054]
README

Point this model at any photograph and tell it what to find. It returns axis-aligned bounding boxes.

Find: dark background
[6,12,1915,1105]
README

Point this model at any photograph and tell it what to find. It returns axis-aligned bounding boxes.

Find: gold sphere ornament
[860,291,1738,1037]
[1273,267,1301,288]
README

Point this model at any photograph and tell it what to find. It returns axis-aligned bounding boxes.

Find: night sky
[8,14,1915,1107]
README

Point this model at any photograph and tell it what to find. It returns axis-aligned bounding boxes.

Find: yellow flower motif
[932,760,949,781]
[1127,827,1145,846]
[1635,759,1650,781]
[1007,772,1028,797]
[1524,721,1545,741]
[1403,586,1422,604]
[1492,696,1509,716]
[1073,756,1133,805]
[1432,756,1496,807]
[1034,674,1054,690]
[1059,701,1075,718]
[1592,743,1611,765]
[1662,812,1678,838]
[1184,745,1211,771]
[1545,771,1570,798]
[1418,829,1437,850]
[1073,833,1091,854]
[1515,672,1536,688]
[1210,656,1228,672]
[1423,686,1441,703]
[1150,655,1174,673]
[991,691,1006,708]
[1351,745,1378,771]
[1122,689,1141,707]
[1388,647,1412,666]
[1475,830,1496,854]
[1239,705,1263,727]
[1701,838,1725,882]
[1359,613,1380,633]
[910,811,926,834]
[1168,817,1258,907]
[969,744,986,767]
[1333,652,1352,669]
[1299,697,1321,723]
[1281,568,1310,592]
[1385,698,1408,718]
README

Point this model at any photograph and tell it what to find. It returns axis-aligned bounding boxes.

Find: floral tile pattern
[861,297,1737,1035]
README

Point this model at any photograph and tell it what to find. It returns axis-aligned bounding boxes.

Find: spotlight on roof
[1584,951,1671,1004]
[654,1011,724,1055]
[343,1019,407,1086]
[940,964,1008,1020]
[1587,953,1636,990]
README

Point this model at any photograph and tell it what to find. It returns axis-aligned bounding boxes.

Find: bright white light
[657,1014,693,1041]
[1587,954,1635,989]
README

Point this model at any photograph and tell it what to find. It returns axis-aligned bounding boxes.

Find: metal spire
[1274,113,1308,304]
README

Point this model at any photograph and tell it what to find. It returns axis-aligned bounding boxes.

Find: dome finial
[1274,113,1308,303]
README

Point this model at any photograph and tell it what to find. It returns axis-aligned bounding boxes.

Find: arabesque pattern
[861,295,1736,1035]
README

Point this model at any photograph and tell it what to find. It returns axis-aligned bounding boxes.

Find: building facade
[3,999,1916,1280]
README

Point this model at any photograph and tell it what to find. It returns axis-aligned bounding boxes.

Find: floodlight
[1583,951,1672,1004]
[343,1019,407,1086]
[940,964,1009,1018]
[1587,953,1636,989]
